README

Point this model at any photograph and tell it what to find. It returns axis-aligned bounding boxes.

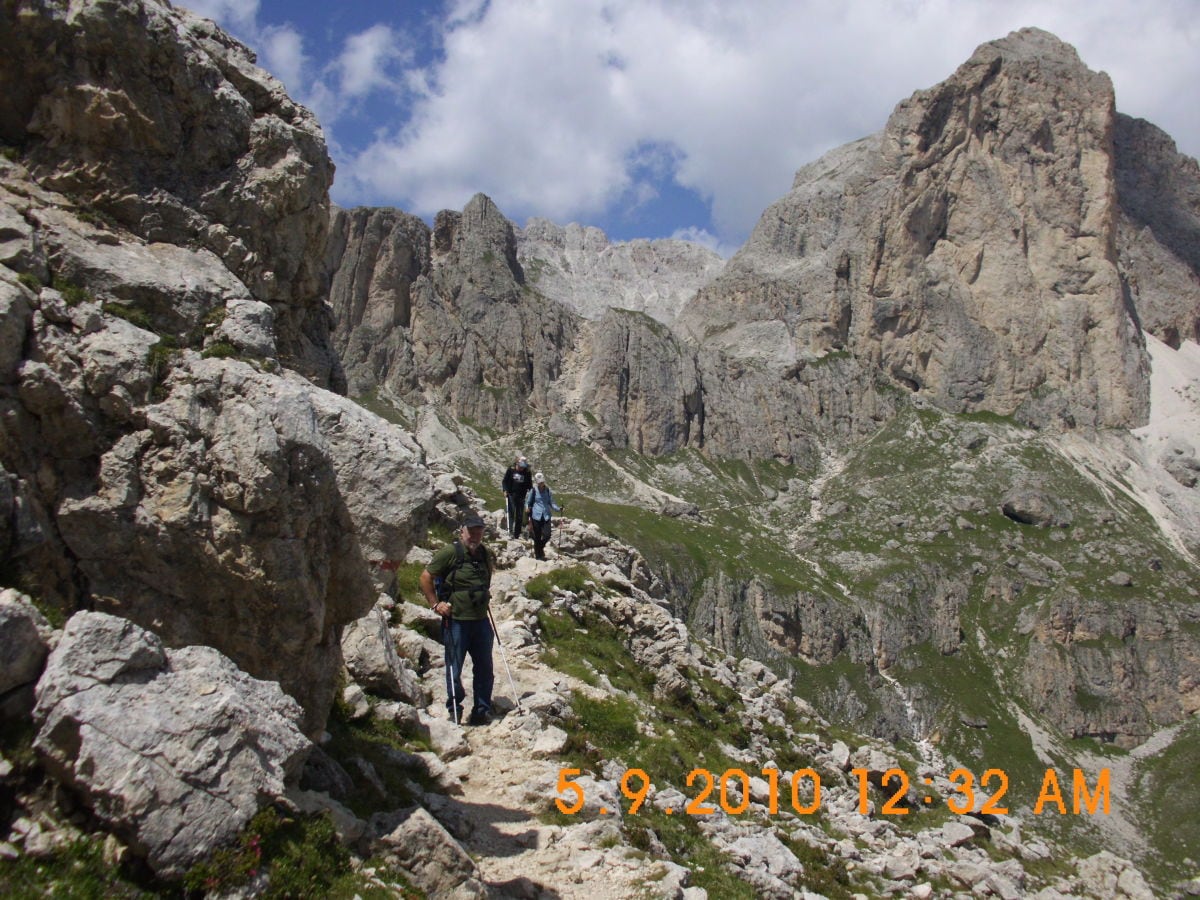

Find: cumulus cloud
[336,0,1200,244]
[181,0,260,35]
[186,0,1200,247]
[336,25,411,99]
[259,24,306,93]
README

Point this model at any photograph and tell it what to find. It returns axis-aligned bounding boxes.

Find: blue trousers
[443,617,494,716]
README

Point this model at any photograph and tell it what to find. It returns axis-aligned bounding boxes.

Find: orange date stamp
[555,766,1111,817]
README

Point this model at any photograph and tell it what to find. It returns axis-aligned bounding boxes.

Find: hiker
[419,513,495,725]
[501,454,532,539]
[524,472,562,561]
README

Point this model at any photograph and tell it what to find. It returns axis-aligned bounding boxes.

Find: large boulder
[33,612,311,877]
[50,354,432,733]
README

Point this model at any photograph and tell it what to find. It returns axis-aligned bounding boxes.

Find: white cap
[533,472,546,484]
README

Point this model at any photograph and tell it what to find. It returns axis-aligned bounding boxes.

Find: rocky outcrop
[1114,114,1200,348]
[0,0,435,735]
[0,0,340,387]
[326,206,431,396]
[683,28,1151,431]
[516,218,724,324]
[327,196,580,430]
[33,612,311,876]
[1021,594,1200,747]
[574,309,703,455]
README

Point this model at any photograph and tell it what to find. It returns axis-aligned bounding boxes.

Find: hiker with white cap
[524,472,562,561]
[501,454,531,539]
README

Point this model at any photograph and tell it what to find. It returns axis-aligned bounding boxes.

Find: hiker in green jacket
[525,472,562,561]
[419,513,495,725]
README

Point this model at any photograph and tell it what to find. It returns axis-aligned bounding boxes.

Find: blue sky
[185,0,1199,256]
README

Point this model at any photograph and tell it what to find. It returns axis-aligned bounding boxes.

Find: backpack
[435,540,493,602]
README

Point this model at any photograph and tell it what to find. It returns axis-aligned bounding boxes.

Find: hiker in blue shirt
[524,472,562,561]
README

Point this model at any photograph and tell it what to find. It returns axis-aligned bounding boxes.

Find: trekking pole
[442,615,461,725]
[488,608,522,712]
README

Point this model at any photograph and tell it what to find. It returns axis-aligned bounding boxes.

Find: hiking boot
[467,707,491,726]
[448,704,465,723]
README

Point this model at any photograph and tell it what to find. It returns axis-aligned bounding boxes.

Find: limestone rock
[342,601,428,705]
[33,612,310,877]
[375,806,487,899]
[0,0,339,386]
[327,195,580,431]
[0,589,54,718]
[516,217,724,325]
[46,354,432,734]
[1000,486,1073,527]
[1114,114,1200,348]
[683,28,1149,431]
[575,309,702,454]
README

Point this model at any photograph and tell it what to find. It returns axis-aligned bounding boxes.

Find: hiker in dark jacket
[501,455,531,539]
[419,513,495,725]
[525,472,562,561]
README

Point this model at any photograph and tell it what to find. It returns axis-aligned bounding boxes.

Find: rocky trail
[409,533,697,899]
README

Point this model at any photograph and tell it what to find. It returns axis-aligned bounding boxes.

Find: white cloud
[179,0,260,35]
[184,0,1200,246]
[336,25,410,99]
[260,25,306,93]
[336,0,1200,243]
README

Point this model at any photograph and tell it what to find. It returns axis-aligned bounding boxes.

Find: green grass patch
[0,835,162,899]
[17,272,41,292]
[779,832,857,898]
[51,276,90,307]
[540,604,748,778]
[103,301,154,330]
[201,340,241,360]
[524,564,594,602]
[182,807,412,899]
[391,561,426,608]
[147,336,178,387]
[1134,719,1200,883]
[625,805,757,899]
[321,693,431,818]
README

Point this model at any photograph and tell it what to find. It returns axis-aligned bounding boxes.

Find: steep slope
[0,0,341,388]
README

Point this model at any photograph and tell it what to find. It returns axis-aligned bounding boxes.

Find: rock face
[0,0,435,735]
[516,218,724,324]
[684,28,1150,431]
[0,0,340,388]
[574,310,704,455]
[1115,114,1200,348]
[327,197,580,430]
[34,612,311,876]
